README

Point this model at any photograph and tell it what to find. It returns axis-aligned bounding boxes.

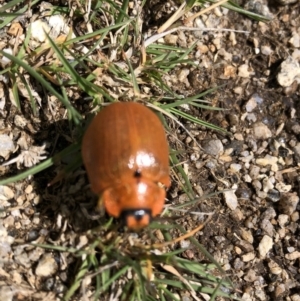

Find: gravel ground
[0,0,300,300]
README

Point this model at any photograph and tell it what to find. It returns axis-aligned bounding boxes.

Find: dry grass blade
[161,264,203,301]
[185,0,229,23]
[151,214,213,249]
[157,1,187,33]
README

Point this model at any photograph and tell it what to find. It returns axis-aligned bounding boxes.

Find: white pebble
[285,251,300,260]
[30,20,51,42]
[261,45,273,56]
[35,254,58,277]
[223,190,238,210]
[238,64,254,78]
[202,139,224,156]
[242,252,255,262]
[268,260,282,275]
[252,122,272,140]
[277,56,300,87]
[258,235,273,258]
[0,48,13,66]
[245,96,258,112]
[0,135,15,159]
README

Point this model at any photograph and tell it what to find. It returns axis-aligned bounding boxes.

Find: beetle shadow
[3,111,110,242]
[37,118,110,234]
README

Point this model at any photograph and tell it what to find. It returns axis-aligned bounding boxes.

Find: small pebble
[275,284,286,298]
[233,257,244,269]
[25,185,33,194]
[255,289,267,301]
[14,115,27,128]
[239,240,254,252]
[223,190,238,210]
[294,143,300,163]
[0,135,15,159]
[261,45,273,56]
[0,185,14,201]
[266,189,281,202]
[261,207,276,220]
[262,177,274,193]
[30,20,51,42]
[268,260,282,275]
[241,293,252,301]
[27,230,39,242]
[0,48,13,66]
[291,211,299,222]
[275,182,292,193]
[278,193,299,215]
[164,34,178,45]
[230,163,242,172]
[245,96,258,112]
[285,251,300,260]
[240,228,254,244]
[0,286,14,301]
[48,14,69,38]
[258,235,273,258]
[238,64,253,78]
[202,139,224,156]
[231,208,244,221]
[242,252,256,262]
[260,219,274,237]
[289,33,300,48]
[253,122,272,140]
[43,277,55,291]
[244,269,257,282]
[35,254,58,277]
[256,154,278,171]
[246,113,257,123]
[278,214,289,227]
[177,68,190,84]
[277,56,300,87]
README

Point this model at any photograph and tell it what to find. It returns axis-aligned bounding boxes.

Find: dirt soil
[0,0,300,300]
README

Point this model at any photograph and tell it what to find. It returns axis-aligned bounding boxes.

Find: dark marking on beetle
[133,170,142,178]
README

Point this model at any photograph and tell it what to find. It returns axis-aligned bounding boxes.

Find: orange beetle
[82,102,170,230]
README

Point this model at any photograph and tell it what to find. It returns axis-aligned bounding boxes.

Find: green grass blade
[63,258,90,301]
[0,0,24,11]
[170,151,195,200]
[0,143,80,185]
[116,0,129,23]
[126,56,140,95]
[0,0,41,29]
[169,107,228,133]
[63,20,132,46]
[0,50,82,124]
[44,32,98,97]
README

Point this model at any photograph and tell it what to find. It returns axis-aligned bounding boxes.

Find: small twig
[161,264,203,301]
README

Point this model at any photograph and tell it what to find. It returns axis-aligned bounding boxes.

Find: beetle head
[100,179,166,230]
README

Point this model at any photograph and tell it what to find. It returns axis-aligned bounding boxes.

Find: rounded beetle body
[82,102,170,230]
